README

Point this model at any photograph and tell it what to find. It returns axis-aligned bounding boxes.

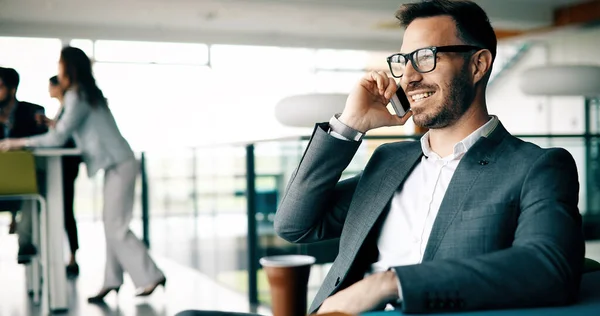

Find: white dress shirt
[370,116,499,302]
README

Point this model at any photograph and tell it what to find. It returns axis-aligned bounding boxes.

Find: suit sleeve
[393,148,584,313]
[274,123,362,243]
[28,90,90,147]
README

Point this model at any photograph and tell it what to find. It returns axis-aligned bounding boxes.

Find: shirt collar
[420,115,499,160]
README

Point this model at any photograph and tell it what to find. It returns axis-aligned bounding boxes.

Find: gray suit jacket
[274,122,584,314]
[28,89,134,177]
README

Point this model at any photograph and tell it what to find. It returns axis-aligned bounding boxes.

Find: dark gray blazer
[274,122,584,314]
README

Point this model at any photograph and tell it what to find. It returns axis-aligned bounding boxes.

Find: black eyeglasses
[386,45,482,78]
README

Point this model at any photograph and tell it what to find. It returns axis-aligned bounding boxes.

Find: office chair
[0,151,47,305]
[584,257,600,273]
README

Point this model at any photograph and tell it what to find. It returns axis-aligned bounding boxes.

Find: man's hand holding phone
[339,71,412,133]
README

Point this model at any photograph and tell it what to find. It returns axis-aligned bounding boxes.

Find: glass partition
[142,145,250,296]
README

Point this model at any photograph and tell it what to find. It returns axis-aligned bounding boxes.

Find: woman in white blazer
[0,46,166,302]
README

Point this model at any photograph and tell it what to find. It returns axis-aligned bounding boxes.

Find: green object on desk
[362,271,600,316]
[0,151,38,195]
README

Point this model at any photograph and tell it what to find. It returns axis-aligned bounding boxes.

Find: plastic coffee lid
[259,255,316,267]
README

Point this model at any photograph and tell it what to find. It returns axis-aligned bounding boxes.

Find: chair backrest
[584,257,600,273]
[0,151,38,195]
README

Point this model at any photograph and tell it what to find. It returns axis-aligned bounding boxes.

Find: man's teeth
[411,92,434,101]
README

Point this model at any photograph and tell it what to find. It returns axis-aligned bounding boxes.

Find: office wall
[546,27,600,135]
[486,27,600,214]
[487,27,600,135]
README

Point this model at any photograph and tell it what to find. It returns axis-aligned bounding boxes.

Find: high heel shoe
[87,286,120,303]
[135,276,166,297]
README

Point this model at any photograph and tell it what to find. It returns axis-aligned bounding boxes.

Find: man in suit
[275,0,584,314]
[0,67,48,263]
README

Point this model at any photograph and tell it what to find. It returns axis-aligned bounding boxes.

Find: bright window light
[94,40,209,65]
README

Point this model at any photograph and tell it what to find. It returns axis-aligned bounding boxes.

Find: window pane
[315,49,369,70]
[209,45,317,142]
[315,70,363,93]
[94,40,209,64]
[70,39,95,57]
[93,62,213,150]
[210,45,315,73]
[316,49,394,72]
[0,37,62,117]
[364,51,396,73]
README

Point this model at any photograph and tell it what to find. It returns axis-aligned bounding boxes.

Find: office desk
[363,271,600,316]
[34,148,81,314]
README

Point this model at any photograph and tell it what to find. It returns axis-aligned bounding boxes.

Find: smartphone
[389,83,411,117]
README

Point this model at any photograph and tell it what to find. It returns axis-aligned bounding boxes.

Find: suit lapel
[343,141,423,259]
[422,122,509,261]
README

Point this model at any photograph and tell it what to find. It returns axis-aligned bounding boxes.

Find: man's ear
[10,88,17,99]
[471,49,493,85]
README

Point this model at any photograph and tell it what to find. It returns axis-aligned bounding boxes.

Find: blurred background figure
[0,66,47,264]
[47,75,82,277]
[0,47,166,301]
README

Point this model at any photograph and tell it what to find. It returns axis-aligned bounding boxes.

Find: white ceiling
[0,0,593,51]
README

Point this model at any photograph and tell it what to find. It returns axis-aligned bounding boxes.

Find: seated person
[274,0,584,314]
[0,67,47,263]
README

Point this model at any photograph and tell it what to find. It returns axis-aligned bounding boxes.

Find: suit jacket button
[334,277,340,286]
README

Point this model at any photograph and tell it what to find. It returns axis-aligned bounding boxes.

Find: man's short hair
[396,0,497,61]
[0,67,20,90]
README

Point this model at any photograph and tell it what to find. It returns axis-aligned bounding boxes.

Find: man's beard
[415,66,475,129]
[0,96,10,110]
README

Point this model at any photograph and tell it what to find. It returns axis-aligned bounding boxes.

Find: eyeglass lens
[390,48,436,77]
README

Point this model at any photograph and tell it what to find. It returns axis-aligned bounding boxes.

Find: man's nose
[401,60,423,87]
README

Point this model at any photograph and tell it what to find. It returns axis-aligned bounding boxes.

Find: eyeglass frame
[386,45,483,78]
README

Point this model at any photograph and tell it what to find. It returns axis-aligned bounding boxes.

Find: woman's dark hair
[49,75,59,86]
[60,46,106,107]
[396,0,497,61]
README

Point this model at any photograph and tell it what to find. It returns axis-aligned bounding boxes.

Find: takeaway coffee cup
[260,255,316,316]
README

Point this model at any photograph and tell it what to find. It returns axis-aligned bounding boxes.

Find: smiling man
[275,0,584,314]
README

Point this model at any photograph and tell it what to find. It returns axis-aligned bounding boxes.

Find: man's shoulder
[376,139,420,152]
[17,101,44,112]
[366,140,421,166]
[501,133,575,165]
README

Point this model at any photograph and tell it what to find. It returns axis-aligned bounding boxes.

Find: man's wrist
[381,270,401,303]
[338,113,368,133]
